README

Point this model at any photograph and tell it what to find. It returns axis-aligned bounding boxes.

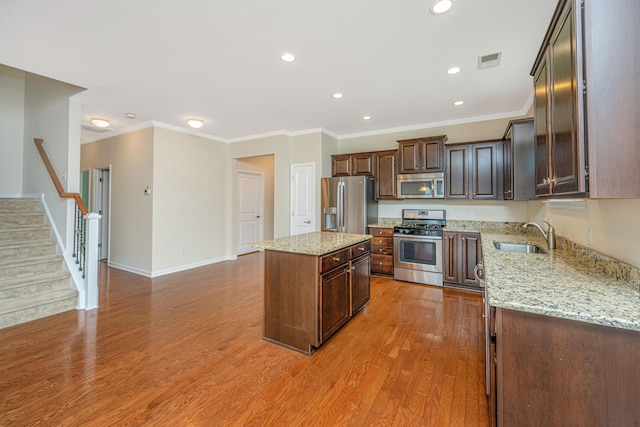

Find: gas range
[393,209,446,237]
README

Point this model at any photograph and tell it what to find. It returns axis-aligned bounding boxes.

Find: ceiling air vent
[478,51,502,69]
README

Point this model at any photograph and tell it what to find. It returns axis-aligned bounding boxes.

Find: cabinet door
[332,155,352,177]
[320,266,351,342]
[351,255,370,314]
[534,56,552,196]
[398,141,421,173]
[460,233,482,287]
[549,1,581,195]
[423,140,444,172]
[352,153,374,176]
[502,131,513,200]
[471,142,498,200]
[443,232,459,283]
[446,146,469,199]
[375,150,398,199]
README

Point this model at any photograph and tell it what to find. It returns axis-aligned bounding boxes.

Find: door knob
[304,220,311,224]
[256,215,260,218]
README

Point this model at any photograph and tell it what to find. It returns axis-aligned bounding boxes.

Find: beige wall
[152,128,229,273]
[236,155,274,240]
[321,132,339,178]
[229,134,291,254]
[81,128,154,274]
[528,199,640,269]
[338,115,529,153]
[23,72,84,249]
[0,65,25,196]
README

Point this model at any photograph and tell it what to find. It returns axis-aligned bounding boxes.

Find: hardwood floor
[0,253,488,426]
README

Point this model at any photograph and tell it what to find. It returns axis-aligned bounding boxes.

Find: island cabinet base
[264,251,320,354]
[263,241,371,355]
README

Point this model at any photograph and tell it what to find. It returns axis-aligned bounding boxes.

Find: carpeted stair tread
[0,271,70,291]
[0,289,78,316]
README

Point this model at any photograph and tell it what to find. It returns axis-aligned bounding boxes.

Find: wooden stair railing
[34,138,88,215]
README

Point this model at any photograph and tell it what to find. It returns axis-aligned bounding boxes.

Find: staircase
[0,198,78,329]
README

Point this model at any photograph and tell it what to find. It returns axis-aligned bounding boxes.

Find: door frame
[236,170,265,255]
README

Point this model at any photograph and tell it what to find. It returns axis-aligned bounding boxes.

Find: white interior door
[237,172,264,255]
[290,163,315,236]
[92,168,110,260]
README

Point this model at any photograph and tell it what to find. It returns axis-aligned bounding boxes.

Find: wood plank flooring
[0,253,488,426]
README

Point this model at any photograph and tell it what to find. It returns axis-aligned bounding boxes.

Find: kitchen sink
[493,241,548,254]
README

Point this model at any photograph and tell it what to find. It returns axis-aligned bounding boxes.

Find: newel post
[84,212,101,309]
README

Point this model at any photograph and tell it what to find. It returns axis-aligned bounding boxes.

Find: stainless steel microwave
[397,173,445,199]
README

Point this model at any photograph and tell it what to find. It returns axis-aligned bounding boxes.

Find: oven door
[393,234,442,273]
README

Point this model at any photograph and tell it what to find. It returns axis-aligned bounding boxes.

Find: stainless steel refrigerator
[321,176,378,234]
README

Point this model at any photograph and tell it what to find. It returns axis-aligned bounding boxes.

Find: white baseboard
[108,255,238,278]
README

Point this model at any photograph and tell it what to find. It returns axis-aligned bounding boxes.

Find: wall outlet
[587,229,593,246]
[469,211,475,220]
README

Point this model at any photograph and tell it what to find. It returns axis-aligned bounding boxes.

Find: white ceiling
[0,0,558,142]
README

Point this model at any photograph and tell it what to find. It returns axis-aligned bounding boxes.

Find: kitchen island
[251,232,372,355]
[480,230,640,426]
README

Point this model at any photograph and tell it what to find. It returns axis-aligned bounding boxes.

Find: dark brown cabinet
[374,150,397,200]
[350,254,371,314]
[369,226,394,276]
[443,231,482,289]
[489,307,640,426]
[320,265,351,342]
[502,119,535,200]
[446,142,499,200]
[397,135,446,174]
[331,153,373,177]
[263,240,371,355]
[531,0,640,198]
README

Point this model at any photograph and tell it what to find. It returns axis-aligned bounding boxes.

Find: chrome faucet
[522,220,556,250]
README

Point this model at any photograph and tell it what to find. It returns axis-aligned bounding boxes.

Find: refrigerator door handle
[338,181,345,233]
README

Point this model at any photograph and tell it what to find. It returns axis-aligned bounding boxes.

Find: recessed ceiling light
[90,118,110,128]
[453,100,465,106]
[446,66,461,75]
[332,93,344,99]
[187,119,204,129]
[280,52,296,62]
[363,116,372,120]
[430,0,454,14]
[125,113,136,119]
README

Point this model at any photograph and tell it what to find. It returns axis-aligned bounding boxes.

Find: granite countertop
[250,232,372,256]
[482,231,640,332]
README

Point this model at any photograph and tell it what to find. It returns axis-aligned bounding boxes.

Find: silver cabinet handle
[474,263,485,282]
[333,257,341,262]
[358,247,365,251]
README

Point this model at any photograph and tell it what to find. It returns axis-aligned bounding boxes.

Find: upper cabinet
[374,150,398,200]
[446,141,499,200]
[531,0,640,198]
[397,135,446,174]
[331,150,398,200]
[503,119,535,200]
[331,153,373,177]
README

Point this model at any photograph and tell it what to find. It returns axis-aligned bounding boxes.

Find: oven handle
[393,234,443,240]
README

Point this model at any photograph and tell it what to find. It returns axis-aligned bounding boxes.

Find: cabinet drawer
[371,254,393,274]
[371,237,392,247]
[320,248,349,273]
[369,227,393,237]
[349,241,370,259]
[372,245,393,255]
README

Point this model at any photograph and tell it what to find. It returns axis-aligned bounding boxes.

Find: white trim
[108,256,238,278]
[0,193,23,197]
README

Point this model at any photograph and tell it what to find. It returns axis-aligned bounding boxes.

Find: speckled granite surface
[250,232,371,256]
[445,220,524,234]
[368,218,402,228]
[482,231,640,332]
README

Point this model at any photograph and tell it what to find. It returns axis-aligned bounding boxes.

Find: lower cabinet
[369,226,394,275]
[320,266,351,342]
[264,240,371,355]
[443,231,483,289]
[488,307,640,426]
